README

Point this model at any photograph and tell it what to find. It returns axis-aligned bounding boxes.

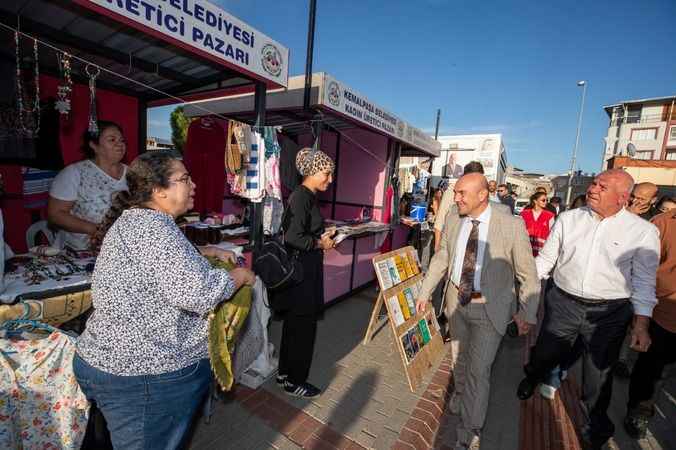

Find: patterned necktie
[458,220,480,306]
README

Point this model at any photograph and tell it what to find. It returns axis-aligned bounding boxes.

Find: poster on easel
[364,246,445,392]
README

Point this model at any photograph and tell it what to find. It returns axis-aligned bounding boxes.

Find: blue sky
[148,0,676,175]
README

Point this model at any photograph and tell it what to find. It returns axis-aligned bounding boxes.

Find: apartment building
[602,95,676,194]
[603,95,676,164]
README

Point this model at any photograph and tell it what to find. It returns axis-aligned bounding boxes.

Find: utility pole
[566,81,587,206]
[428,109,441,174]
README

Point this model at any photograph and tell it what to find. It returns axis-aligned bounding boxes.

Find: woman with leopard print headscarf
[274,147,335,399]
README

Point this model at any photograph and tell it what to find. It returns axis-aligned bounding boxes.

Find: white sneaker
[539,383,557,400]
[467,435,481,450]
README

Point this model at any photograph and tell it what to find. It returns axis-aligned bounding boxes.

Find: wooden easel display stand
[363,246,445,392]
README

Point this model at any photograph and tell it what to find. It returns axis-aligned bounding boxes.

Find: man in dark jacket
[497,183,515,214]
[628,182,659,220]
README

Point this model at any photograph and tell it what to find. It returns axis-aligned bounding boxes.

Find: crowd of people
[417,163,675,450]
[2,123,675,449]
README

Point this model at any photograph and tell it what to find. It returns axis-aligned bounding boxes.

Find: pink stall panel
[352,234,384,289]
[335,128,388,209]
[323,239,354,303]
[333,204,363,222]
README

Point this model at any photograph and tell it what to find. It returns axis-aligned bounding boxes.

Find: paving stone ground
[187,286,675,450]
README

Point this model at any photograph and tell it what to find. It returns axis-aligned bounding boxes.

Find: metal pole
[428,109,441,175]
[251,81,267,252]
[303,0,317,111]
[566,81,587,206]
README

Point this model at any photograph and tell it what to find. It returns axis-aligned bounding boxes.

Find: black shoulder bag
[252,208,303,293]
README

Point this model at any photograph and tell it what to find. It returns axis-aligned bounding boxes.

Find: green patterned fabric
[206,258,252,391]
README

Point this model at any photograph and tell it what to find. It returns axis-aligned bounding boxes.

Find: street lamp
[565,80,588,206]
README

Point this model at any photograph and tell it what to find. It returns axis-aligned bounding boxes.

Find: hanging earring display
[55,52,72,117]
[15,32,41,135]
[86,64,100,135]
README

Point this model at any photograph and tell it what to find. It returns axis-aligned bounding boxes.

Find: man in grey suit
[416,173,541,450]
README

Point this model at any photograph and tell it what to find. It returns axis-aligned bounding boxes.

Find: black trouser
[524,286,633,442]
[278,313,318,385]
[627,319,676,411]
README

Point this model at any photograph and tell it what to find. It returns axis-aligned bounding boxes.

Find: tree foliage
[170,106,190,153]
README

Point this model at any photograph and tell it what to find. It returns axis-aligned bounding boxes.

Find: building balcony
[609,113,664,126]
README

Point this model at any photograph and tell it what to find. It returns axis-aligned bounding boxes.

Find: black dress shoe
[517,377,537,400]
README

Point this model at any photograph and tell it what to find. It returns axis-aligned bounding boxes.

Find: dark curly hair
[91,152,178,253]
[527,191,547,210]
[82,121,124,159]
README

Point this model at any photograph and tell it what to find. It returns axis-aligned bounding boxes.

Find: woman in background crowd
[275,148,336,399]
[570,194,587,210]
[48,121,129,251]
[520,191,556,256]
[657,196,676,214]
[73,152,255,449]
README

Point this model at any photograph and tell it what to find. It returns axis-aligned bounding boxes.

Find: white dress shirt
[451,205,492,292]
[536,206,660,316]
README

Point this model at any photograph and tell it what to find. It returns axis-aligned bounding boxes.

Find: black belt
[555,286,629,307]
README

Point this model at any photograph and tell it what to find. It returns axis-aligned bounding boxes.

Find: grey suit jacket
[419,205,540,335]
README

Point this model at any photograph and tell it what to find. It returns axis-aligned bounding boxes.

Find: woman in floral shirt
[73,152,255,449]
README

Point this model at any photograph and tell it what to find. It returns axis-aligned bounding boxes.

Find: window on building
[670,126,676,141]
[666,149,676,161]
[631,128,657,140]
[634,150,654,160]
[626,106,641,124]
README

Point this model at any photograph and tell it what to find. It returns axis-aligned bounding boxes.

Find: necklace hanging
[55,52,72,117]
[15,31,41,135]
[85,64,100,135]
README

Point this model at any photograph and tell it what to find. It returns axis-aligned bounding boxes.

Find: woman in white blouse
[73,152,255,449]
[48,121,129,251]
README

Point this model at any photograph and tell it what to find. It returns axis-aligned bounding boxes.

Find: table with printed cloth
[0,253,94,328]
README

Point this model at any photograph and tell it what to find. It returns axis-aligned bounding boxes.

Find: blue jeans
[73,353,212,450]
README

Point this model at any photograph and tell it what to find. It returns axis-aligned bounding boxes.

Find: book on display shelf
[387,296,406,326]
[387,258,401,285]
[397,292,411,319]
[418,319,431,344]
[403,288,416,313]
[375,260,393,289]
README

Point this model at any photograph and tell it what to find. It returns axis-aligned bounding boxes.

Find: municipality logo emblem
[261,44,282,77]
[327,81,341,107]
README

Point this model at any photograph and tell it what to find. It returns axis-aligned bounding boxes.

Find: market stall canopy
[0,0,289,101]
[182,73,441,158]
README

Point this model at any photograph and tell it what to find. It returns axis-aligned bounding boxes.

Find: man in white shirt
[517,169,659,450]
[417,173,540,450]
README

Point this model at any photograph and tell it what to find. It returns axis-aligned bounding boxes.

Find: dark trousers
[525,286,633,442]
[278,313,318,385]
[627,320,676,410]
